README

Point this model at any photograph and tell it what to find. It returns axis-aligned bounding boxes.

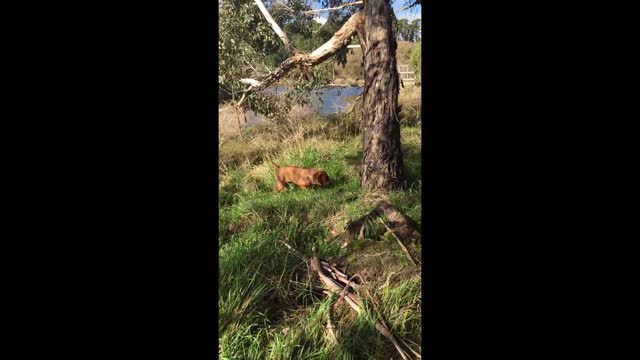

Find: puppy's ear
[311,171,321,184]
[320,172,330,185]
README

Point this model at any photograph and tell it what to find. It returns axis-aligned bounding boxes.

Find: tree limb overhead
[253,0,297,54]
[397,0,421,13]
[304,1,363,14]
[238,10,365,106]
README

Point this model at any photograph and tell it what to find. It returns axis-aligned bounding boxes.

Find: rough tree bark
[359,0,403,190]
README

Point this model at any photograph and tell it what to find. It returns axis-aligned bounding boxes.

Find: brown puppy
[269,160,330,192]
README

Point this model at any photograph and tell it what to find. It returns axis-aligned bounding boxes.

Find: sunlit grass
[219,107,422,359]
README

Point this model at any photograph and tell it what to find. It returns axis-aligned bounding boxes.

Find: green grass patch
[219,111,422,359]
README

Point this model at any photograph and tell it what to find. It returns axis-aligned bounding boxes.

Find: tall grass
[219,88,422,359]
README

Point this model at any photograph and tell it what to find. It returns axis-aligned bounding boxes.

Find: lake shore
[219,83,420,141]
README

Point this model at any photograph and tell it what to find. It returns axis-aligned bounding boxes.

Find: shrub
[409,41,421,81]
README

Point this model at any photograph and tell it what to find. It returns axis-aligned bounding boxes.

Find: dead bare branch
[310,247,412,360]
[397,0,421,13]
[240,78,262,87]
[328,264,349,279]
[253,0,297,54]
[272,240,420,358]
[335,273,365,306]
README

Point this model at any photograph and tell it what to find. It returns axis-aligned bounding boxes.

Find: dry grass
[218,104,332,170]
[396,41,416,66]
[399,84,421,110]
[219,104,322,144]
[218,104,243,144]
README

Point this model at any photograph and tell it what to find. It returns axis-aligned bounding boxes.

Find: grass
[219,95,422,359]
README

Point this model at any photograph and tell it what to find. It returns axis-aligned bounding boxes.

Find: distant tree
[395,18,409,41]
[409,19,421,41]
[394,17,420,42]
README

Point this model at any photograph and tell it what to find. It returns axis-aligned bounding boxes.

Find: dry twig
[310,247,413,360]
[326,307,339,345]
[279,240,308,264]
[379,219,418,266]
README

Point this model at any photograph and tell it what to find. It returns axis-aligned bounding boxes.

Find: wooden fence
[398,64,416,83]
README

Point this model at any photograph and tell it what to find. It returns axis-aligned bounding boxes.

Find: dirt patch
[338,239,420,290]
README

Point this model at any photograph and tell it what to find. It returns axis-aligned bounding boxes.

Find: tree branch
[397,0,421,13]
[304,1,363,14]
[237,10,364,107]
[253,0,297,54]
[271,1,362,15]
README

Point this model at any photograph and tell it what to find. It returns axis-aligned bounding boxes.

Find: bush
[409,41,421,81]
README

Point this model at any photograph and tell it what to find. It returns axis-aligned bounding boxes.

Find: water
[228,85,364,126]
[264,85,364,115]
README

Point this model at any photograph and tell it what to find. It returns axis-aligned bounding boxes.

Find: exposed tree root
[345,201,420,243]
[379,219,418,266]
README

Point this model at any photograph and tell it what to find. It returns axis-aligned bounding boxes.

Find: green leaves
[219,1,333,123]
[408,41,421,81]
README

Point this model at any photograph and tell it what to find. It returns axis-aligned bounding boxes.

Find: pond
[264,85,364,114]
[236,85,364,126]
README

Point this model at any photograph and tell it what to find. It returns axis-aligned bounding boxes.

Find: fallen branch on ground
[280,241,359,288]
[310,246,417,360]
[278,241,420,358]
[335,273,365,306]
[326,307,339,345]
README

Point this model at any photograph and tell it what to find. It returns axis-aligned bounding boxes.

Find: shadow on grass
[335,313,391,360]
[342,141,421,189]
[401,142,422,188]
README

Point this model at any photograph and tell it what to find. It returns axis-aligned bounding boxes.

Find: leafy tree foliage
[218,0,361,126]
[409,40,421,81]
[395,18,421,42]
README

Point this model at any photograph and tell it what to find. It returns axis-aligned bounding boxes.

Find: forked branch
[237,10,365,107]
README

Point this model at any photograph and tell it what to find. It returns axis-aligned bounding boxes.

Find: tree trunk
[360,0,403,190]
